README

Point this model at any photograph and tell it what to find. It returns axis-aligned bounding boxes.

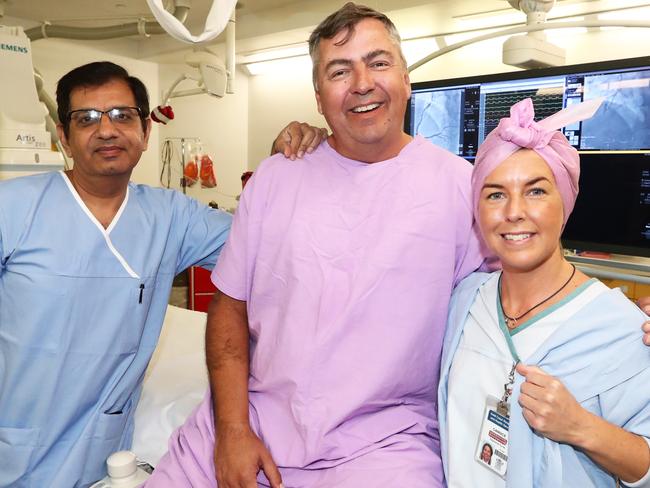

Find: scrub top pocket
[79,407,132,485]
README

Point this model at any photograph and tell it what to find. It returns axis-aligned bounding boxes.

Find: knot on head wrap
[498,101,555,150]
[471,98,580,227]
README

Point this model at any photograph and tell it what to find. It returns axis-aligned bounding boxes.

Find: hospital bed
[131,304,209,467]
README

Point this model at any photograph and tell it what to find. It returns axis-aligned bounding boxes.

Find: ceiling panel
[3,0,156,26]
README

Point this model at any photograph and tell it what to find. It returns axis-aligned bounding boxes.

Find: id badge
[475,395,509,478]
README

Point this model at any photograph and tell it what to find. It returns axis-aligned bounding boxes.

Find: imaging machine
[0,25,64,180]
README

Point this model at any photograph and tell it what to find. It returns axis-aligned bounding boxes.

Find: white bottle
[90,451,150,488]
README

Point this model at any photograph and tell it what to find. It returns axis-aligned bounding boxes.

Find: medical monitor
[405,56,650,257]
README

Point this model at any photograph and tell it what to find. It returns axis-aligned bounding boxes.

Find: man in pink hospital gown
[147,3,485,487]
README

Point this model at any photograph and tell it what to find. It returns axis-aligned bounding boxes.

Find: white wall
[29,38,160,186]
[248,68,326,169]
[157,64,249,211]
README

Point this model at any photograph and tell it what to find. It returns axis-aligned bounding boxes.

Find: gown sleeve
[452,162,489,287]
[622,437,650,487]
[209,158,275,301]
[599,368,650,487]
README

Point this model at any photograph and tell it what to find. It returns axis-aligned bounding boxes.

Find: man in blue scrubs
[0,62,232,487]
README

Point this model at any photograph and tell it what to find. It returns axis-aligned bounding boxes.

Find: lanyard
[496,279,521,416]
[496,275,522,364]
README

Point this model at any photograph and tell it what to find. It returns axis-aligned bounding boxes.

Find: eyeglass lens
[69,107,141,128]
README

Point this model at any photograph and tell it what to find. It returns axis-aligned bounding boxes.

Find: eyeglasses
[67,107,143,128]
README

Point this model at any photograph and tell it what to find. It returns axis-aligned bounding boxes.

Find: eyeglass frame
[66,106,146,129]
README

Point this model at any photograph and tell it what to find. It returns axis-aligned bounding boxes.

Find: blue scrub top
[0,172,232,487]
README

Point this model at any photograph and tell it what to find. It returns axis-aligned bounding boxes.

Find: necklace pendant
[507,317,517,329]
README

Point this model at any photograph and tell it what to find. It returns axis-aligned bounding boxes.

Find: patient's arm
[206,289,283,488]
[271,121,328,160]
[516,364,650,485]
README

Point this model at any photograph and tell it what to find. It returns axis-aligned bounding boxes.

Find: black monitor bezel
[404,55,650,258]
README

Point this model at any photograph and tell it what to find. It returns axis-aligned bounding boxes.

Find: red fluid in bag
[184,159,198,186]
[200,155,217,188]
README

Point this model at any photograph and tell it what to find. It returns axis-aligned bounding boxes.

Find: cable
[160,139,175,188]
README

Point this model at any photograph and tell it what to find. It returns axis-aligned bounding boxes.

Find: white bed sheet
[131,305,209,466]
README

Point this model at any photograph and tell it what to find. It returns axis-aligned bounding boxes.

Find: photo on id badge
[476,395,509,478]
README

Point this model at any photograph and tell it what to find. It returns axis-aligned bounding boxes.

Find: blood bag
[200,154,217,188]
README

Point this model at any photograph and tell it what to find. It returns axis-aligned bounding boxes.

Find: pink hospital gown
[147,136,485,487]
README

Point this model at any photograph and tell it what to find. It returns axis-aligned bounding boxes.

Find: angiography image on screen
[412,89,463,155]
[581,69,650,150]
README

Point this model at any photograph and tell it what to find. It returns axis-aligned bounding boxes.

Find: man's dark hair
[308,2,406,90]
[56,61,150,136]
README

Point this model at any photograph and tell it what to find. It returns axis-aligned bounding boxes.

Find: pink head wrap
[471,98,584,227]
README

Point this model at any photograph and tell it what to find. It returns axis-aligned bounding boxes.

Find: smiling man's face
[59,78,150,181]
[314,18,411,162]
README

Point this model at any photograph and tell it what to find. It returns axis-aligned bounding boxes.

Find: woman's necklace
[499,264,577,330]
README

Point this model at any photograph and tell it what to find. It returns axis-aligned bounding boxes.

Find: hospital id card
[475,395,509,478]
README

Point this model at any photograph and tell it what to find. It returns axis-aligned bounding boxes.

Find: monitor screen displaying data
[405,57,650,257]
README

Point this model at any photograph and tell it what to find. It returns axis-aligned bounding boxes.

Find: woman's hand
[516,363,650,484]
[516,363,591,445]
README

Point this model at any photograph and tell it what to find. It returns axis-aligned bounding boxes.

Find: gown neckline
[58,171,139,278]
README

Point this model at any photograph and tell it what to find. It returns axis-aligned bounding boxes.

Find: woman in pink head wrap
[438,98,650,488]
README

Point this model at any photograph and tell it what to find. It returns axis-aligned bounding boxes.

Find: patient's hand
[215,422,283,488]
[271,121,328,160]
[516,364,590,445]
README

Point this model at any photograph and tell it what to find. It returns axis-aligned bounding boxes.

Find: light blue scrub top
[439,272,650,487]
[0,171,232,487]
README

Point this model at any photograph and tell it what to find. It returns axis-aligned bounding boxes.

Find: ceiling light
[402,38,443,66]
[445,29,501,46]
[240,44,308,65]
[455,10,525,29]
[599,6,650,20]
[243,55,311,76]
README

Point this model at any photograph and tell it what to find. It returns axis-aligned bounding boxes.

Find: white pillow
[131,305,209,466]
